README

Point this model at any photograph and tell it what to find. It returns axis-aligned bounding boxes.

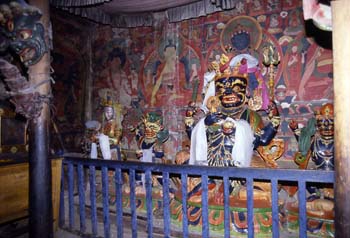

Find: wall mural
[86,1,333,163]
[50,15,87,154]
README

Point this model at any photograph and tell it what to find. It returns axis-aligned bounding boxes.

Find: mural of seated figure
[170,54,284,234]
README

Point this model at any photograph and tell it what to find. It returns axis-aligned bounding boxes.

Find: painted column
[28,0,53,237]
[332,1,350,236]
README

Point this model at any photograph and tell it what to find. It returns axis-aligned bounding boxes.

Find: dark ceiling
[49,0,232,27]
[98,0,201,14]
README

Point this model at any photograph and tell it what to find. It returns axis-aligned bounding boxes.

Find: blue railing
[59,156,335,238]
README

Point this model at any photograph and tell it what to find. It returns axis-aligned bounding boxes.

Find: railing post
[77,164,86,233]
[59,158,335,238]
[101,166,110,238]
[201,175,209,238]
[89,166,98,236]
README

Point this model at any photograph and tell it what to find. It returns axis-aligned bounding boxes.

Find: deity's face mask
[104,106,115,121]
[316,103,334,138]
[215,76,248,109]
[144,121,161,143]
[0,3,48,66]
[142,112,167,145]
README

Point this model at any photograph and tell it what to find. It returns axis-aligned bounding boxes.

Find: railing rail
[59,156,335,238]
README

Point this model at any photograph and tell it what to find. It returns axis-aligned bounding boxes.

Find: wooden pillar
[332,1,350,236]
[84,32,93,121]
[27,0,53,237]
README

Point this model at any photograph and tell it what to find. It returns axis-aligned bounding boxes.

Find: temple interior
[1,0,349,237]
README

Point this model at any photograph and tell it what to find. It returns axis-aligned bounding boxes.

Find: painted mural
[90,1,332,163]
[50,13,88,154]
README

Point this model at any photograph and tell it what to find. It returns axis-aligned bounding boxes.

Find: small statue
[289,103,334,170]
[83,120,101,159]
[134,111,169,163]
[131,112,169,194]
[100,96,123,160]
[287,103,335,227]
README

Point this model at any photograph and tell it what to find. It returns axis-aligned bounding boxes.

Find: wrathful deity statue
[183,54,284,202]
[169,54,284,233]
[0,2,49,121]
[134,111,169,163]
[286,103,334,234]
[186,54,282,168]
[289,103,334,170]
[130,112,169,194]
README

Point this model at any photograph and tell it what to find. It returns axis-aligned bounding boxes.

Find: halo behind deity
[220,16,263,54]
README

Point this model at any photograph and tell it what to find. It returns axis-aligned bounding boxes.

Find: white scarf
[189,118,255,167]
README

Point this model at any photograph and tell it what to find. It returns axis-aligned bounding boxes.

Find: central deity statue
[170,54,283,233]
[185,54,282,168]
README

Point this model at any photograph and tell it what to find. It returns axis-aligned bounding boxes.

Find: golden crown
[210,54,248,81]
[101,96,114,107]
[316,103,334,119]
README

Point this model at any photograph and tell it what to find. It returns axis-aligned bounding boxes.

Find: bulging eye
[233,86,240,92]
[217,88,225,95]
[19,30,32,40]
[7,21,14,31]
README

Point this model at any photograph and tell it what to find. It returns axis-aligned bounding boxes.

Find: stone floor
[0,219,80,238]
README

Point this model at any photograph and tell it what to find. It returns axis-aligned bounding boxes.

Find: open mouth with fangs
[19,47,36,63]
[222,94,241,104]
[145,130,157,140]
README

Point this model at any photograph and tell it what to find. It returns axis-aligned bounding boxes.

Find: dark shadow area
[304,19,332,50]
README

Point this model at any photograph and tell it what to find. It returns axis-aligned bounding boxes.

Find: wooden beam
[332,1,350,236]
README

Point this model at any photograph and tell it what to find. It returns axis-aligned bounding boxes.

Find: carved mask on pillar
[0,2,48,66]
